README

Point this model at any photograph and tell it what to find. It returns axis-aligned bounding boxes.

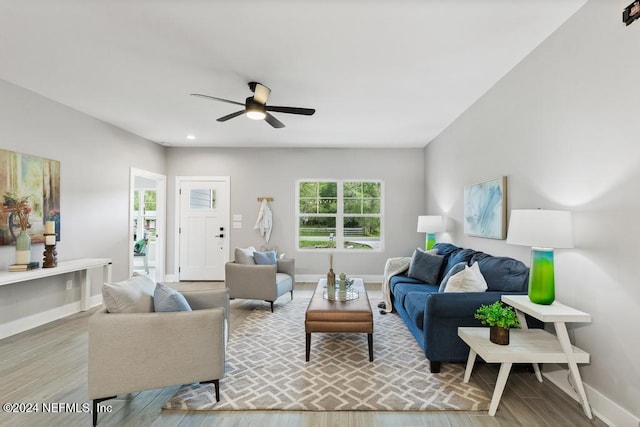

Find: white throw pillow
[102,275,156,313]
[469,261,488,289]
[234,246,257,265]
[443,264,488,293]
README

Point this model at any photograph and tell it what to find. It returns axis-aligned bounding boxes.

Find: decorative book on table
[9,262,40,272]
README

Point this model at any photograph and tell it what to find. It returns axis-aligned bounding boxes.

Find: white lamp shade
[506,209,574,249]
[417,215,445,233]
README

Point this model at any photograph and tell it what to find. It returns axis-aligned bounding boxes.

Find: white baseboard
[544,364,639,427]
[296,274,383,284]
[0,301,79,340]
[89,294,103,308]
[163,274,178,283]
[0,294,104,340]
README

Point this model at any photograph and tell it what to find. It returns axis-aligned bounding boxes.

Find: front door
[178,178,230,280]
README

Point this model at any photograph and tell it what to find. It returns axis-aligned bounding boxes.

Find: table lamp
[506,209,573,304]
[417,215,445,250]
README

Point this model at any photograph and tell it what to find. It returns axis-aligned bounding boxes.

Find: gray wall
[166,147,425,278]
[0,79,166,330]
[424,0,639,422]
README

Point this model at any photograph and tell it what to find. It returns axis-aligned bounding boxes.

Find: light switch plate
[233,221,242,229]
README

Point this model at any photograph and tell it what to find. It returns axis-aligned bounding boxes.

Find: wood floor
[0,282,605,427]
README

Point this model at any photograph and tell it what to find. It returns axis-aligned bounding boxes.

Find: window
[296,180,383,251]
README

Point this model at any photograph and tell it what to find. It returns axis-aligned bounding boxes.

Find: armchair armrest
[182,287,230,341]
[183,287,229,316]
[88,307,225,399]
[277,258,295,284]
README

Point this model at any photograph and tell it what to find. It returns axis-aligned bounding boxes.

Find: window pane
[319,199,337,214]
[363,182,381,197]
[299,216,336,249]
[190,189,214,210]
[299,199,318,214]
[144,191,157,210]
[319,182,337,198]
[343,182,361,198]
[299,182,318,198]
[362,199,380,214]
[343,217,380,250]
[343,199,362,214]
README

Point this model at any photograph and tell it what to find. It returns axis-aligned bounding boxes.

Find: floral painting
[0,149,60,245]
[463,176,506,239]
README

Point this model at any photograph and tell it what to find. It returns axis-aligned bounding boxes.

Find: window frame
[295,179,384,252]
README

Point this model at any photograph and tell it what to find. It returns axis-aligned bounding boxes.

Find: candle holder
[43,233,58,268]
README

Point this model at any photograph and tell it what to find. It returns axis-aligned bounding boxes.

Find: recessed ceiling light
[186,134,196,140]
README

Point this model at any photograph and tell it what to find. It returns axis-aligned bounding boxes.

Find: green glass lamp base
[528,248,555,305]
[425,233,436,250]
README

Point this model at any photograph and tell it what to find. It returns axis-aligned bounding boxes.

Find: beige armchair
[88,287,229,426]
[225,258,295,312]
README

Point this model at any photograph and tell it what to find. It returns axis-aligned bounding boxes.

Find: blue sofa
[390,243,540,373]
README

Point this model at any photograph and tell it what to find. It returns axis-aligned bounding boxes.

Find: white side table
[458,295,592,418]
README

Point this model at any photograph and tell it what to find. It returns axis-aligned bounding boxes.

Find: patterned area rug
[164,297,490,411]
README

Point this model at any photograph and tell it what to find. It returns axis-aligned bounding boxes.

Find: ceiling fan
[190,82,315,129]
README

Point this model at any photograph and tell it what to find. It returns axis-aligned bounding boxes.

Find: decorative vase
[15,230,31,264]
[528,248,555,305]
[327,268,336,301]
[490,326,510,345]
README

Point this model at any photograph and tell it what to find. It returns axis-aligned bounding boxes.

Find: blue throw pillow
[254,250,277,265]
[154,283,192,312]
[407,248,444,284]
[438,261,467,292]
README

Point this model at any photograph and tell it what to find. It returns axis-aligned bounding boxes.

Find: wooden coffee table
[305,278,374,362]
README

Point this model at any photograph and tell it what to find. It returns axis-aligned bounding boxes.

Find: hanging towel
[254,199,273,243]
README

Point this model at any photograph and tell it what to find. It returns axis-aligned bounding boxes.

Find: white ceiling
[0,0,587,148]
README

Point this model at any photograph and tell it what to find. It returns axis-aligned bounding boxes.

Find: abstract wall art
[463,176,506,239]
[0,149,61,245]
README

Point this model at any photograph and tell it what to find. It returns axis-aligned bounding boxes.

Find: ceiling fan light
[246,110,266,120]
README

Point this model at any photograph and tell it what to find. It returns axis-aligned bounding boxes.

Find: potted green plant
[474,301,520,345]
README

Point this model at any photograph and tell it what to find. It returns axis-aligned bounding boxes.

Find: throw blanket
[381,256,411,313]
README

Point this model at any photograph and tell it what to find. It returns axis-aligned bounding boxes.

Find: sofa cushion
[433,243,462,258]
[443,263,488,293]
[235,246,256,264]
[407,249,444,284]
[442,248,478,277]
[393,282,439,309]
[275,273,293,295]
[404,291,429,331]
[102,275,156,313]
[154,283,192,312]
[390,274,425,293]
[254,250,277,265]
[438,261,467,292]
[474,255,529,292]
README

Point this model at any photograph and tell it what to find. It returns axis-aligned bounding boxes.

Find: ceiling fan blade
[264,113,285,128]
[253,83,271,104]
[217,110,246,122]
[266,105,316,116]
[190,93,244,106]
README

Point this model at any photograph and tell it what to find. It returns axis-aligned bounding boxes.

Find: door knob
[215,234,224,238]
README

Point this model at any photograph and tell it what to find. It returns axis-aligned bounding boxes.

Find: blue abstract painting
[463,176,506,239]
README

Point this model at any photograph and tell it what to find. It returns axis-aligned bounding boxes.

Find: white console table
[458,295,592,418]
[0,258,112,311]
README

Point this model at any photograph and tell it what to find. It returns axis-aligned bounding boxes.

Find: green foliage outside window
[298,180,382,250]
[133,191,156,211]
